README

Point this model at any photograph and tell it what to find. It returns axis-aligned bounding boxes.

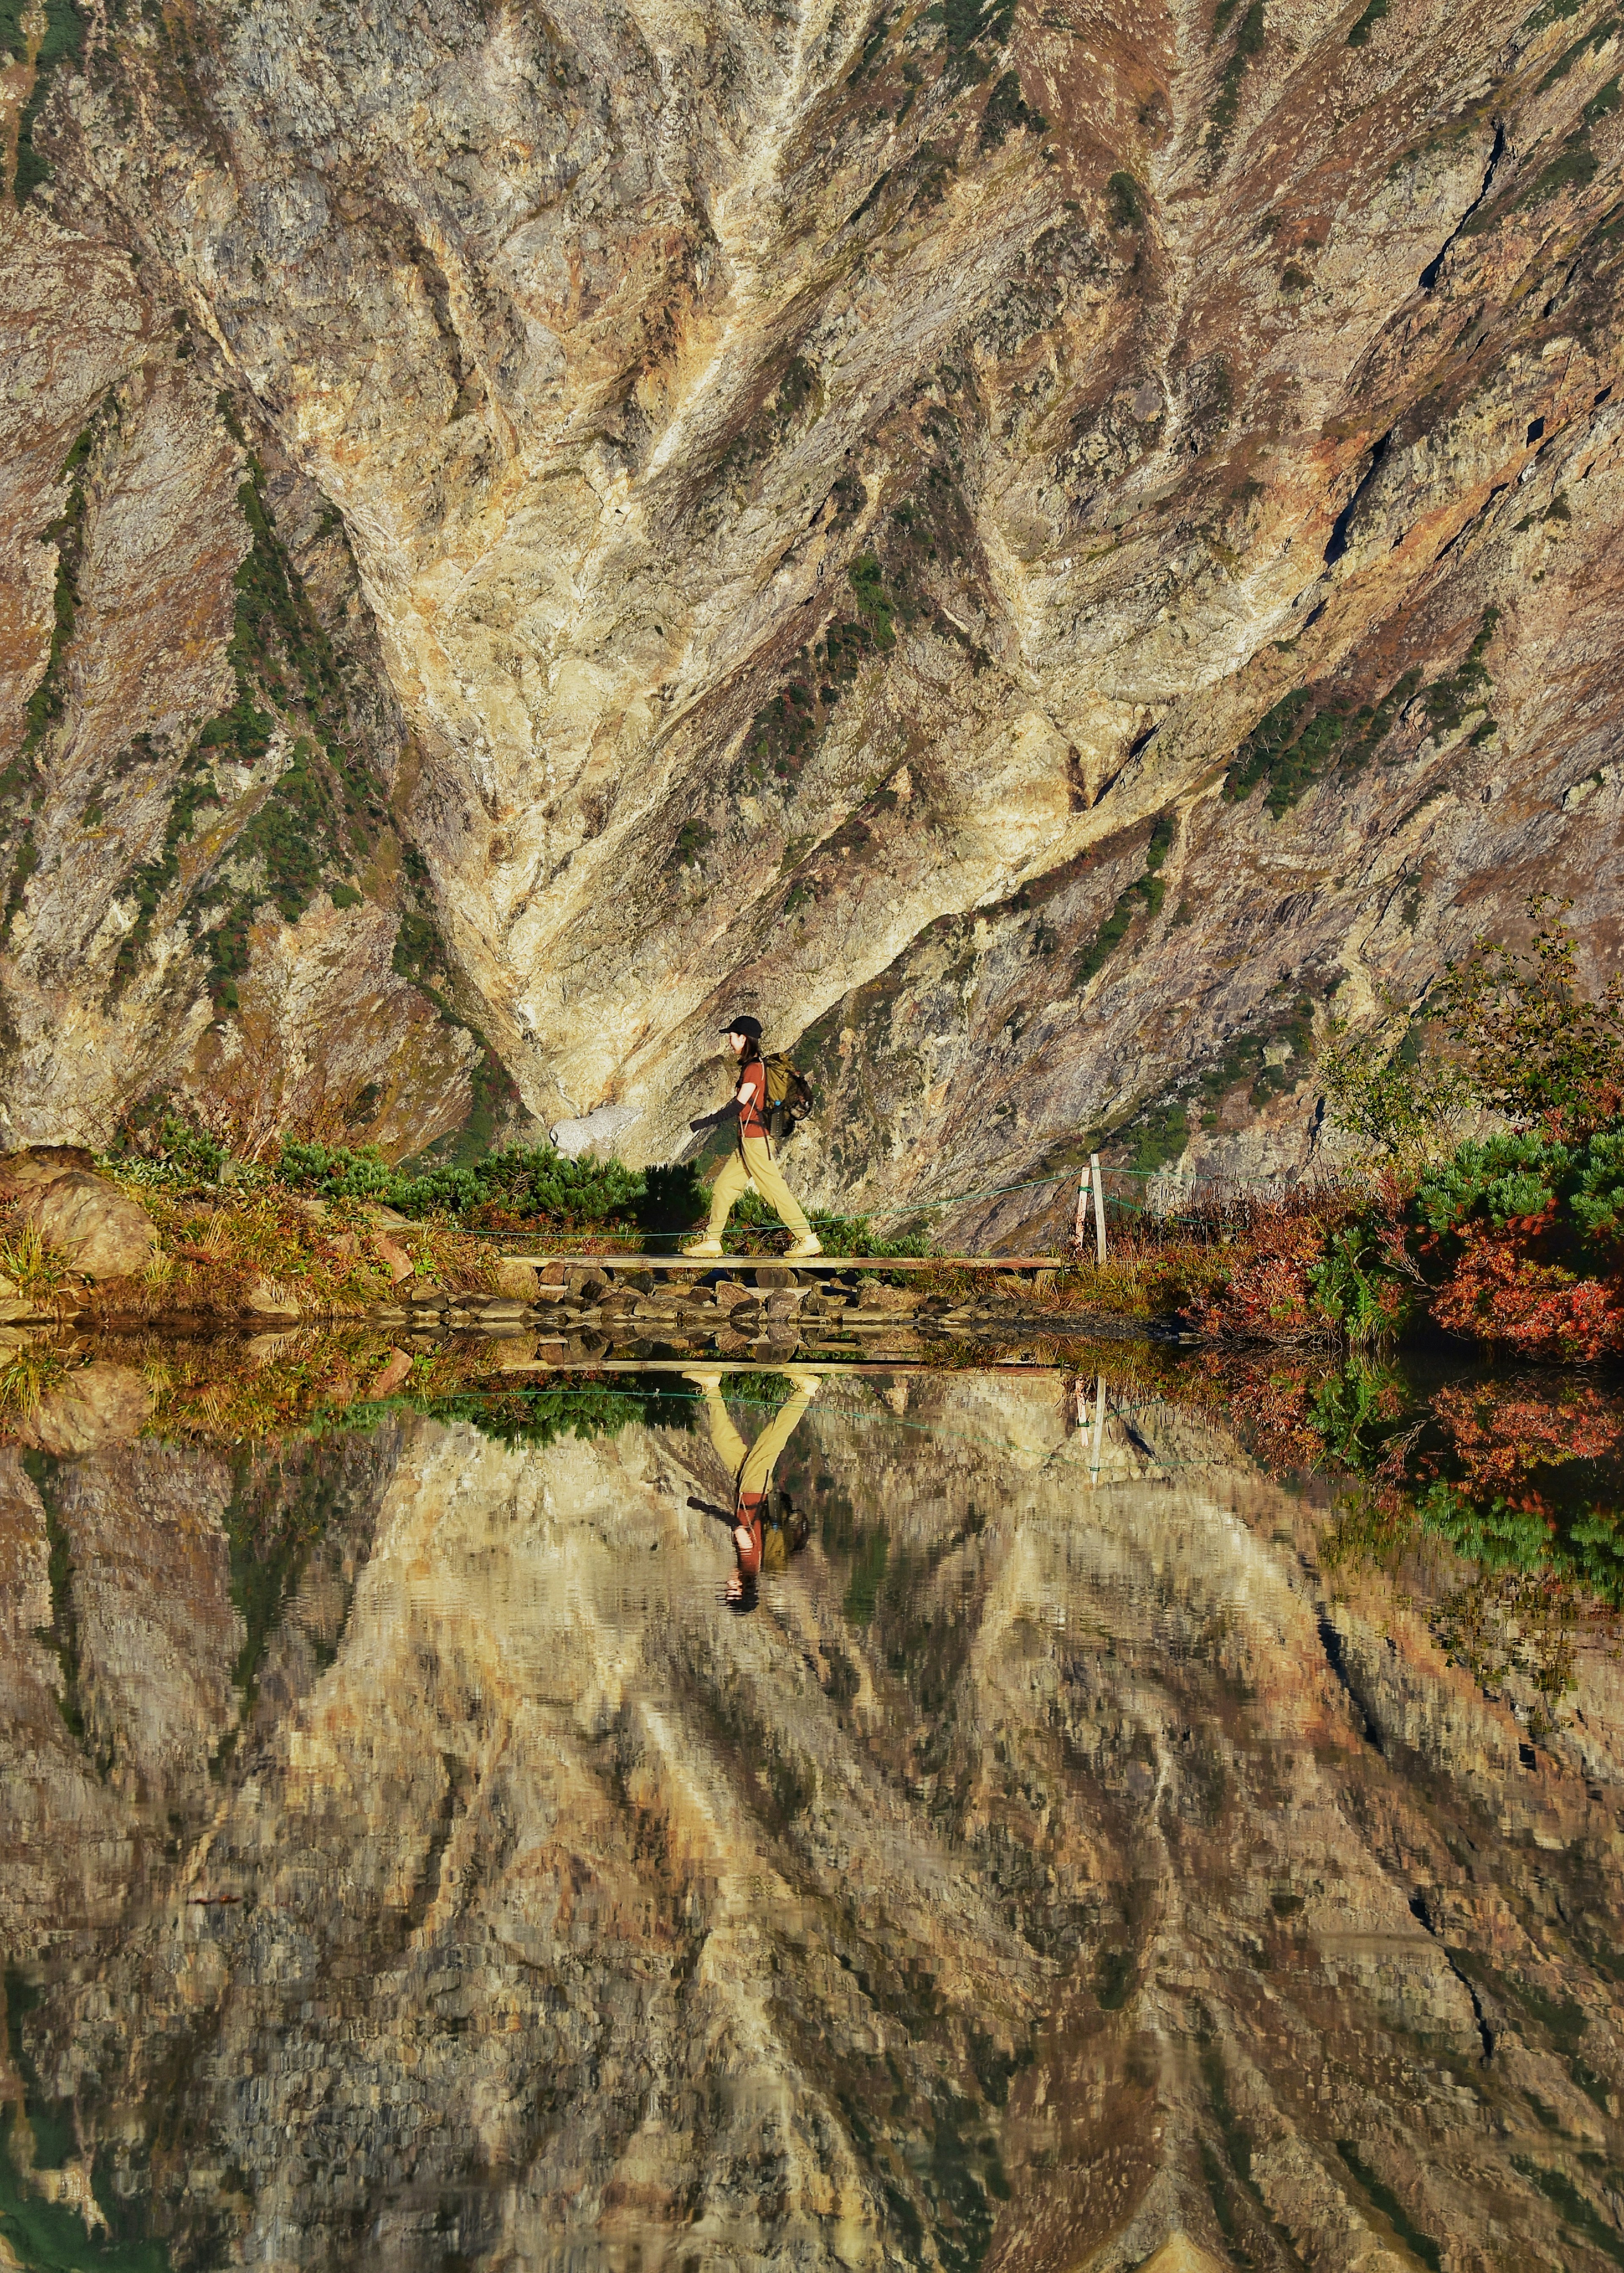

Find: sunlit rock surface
[3,1381,1624,2268]
[1,2,1622,1211]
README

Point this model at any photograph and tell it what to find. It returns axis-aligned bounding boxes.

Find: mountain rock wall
[2,0,1621,1220]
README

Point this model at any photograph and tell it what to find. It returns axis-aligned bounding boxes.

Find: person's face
[727,1030,747,1056]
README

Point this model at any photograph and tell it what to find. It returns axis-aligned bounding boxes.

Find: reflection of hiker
[686,1367,817,1608]
[683,1015,821,1260]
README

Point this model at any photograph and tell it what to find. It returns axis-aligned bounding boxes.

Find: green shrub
[274,1139,646,1227]
[1209,0,1264,137]
[1408,1121,1624,1259]
[1347,0,1388,42]
[980,68,1046,147]
[1520,142,1599,206]
[1309,1226,1408,1344]
[1568,1128,1624,1242]
[1320,1015,1472,1171]
[1413,1130,1569,1234]
[1075,812,1177,985]
[848,554,896,647]
[1434,894,1624,1130]
[1107,170,1145,228]
[673,818,715,867]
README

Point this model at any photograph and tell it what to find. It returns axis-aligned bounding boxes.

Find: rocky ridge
[0,0,1622,1234]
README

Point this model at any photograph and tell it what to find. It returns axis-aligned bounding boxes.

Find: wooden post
[1074,1169,1089,1254]
[1089,1371,1106,1483]
[1091,1154,1107,1266]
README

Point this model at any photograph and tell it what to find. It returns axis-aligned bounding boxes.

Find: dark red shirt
[736,1058,768,1140]
[735,1506,765,1574]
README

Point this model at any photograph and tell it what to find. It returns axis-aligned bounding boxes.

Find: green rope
[377,1160,1316,1249]
[340,1375,1209,1475]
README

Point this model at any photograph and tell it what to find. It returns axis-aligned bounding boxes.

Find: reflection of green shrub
[1416,1480,1555,1572]
[421,1382,693,1448]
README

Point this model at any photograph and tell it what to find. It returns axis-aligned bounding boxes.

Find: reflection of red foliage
[1426,1379,1624,1488]
[1429,1222,1624,1362]
[1188,1349,1326,1467]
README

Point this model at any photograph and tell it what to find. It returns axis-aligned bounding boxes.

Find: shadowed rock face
[4,1384,1624,2269]
[1,0,1621,1202]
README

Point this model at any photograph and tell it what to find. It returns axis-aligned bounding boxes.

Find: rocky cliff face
[5,1387,1624,2269]
[1,0,1621,1218]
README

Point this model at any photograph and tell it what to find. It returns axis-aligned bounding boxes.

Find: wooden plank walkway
[497,1253,1066,1273]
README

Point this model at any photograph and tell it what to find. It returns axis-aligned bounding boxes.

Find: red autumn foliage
[1427,1220,1624,1363]
[1184,1206,1339,1343]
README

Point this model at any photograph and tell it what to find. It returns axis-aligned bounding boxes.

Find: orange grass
[81,1178,502,1325]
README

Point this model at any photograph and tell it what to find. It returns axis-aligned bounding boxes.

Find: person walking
[683,1015,822,1258]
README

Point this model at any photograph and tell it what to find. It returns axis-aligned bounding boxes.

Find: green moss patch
[1074,811,1175,985]
[9,0,85,201]
[3,414,104,941]
[979,68,1046,148]
[1209,0,1264,140]
[1223,656,1427,816]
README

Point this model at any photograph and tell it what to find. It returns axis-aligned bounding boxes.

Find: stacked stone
[370,1264,1069,1360]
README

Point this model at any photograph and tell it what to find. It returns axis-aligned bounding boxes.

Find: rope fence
[398,1158,1351,1254]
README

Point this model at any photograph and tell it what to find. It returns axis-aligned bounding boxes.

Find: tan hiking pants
[700,1378,815,1502]
[704,1135,812,1240]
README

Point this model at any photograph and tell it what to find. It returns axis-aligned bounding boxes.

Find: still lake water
[4,1354,1624,2272]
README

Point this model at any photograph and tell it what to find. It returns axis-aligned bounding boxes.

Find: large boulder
[0,1145,99,1198]
[13,1170,158,1280]
[26,1364,154,1456]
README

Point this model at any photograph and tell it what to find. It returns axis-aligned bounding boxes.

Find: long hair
[737,1032,763,1065]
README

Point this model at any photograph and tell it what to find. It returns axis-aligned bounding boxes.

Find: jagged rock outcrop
[4,1385,1624,2268]
[0,0,1622,1227]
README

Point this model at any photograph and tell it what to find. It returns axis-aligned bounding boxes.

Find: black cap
[719,1014,763,1040]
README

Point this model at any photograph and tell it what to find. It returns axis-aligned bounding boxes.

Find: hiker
[686,1367,818,1609]
[683,1015,821,1259]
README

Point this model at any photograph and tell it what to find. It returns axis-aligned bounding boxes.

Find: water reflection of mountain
[5,1376,1624,2272]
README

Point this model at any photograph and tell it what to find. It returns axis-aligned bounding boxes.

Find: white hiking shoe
[785,1234,823,1259]
[682,1237,724,1257]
